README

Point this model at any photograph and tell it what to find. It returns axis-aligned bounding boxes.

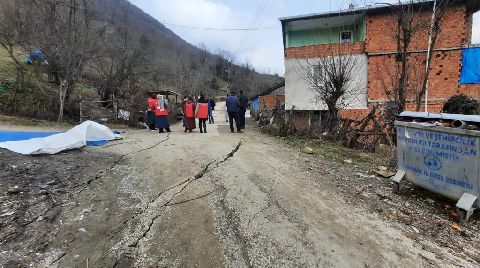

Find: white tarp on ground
[0,121,121,155]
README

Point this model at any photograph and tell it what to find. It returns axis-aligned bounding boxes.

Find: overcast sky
[128,0,480,76]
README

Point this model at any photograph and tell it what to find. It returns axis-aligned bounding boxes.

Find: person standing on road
[226,92,241,133]
[208,96,216,124]
[146,93,157,131]
[182,95,188,127]
[238,90,249,130]
[184,96,196,133]
[155,95,171,133]
[224,94,229,123]
[197,94,209,133]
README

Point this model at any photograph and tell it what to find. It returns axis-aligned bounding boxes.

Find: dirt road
[1,104,478,267]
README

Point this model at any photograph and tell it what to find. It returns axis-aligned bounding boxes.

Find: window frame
[340,31,353,44]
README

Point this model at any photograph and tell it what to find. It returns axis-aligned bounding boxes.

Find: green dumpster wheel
[455,208,467,224]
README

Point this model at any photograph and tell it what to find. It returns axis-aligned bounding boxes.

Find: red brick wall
[285,42,365,59]
[365,5,470,53]
[366,4,480,112]
[284,3,480,121]
[339,109,370,120]
[259,95,285,110]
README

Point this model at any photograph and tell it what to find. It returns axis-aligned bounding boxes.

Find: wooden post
[79,101,83,123]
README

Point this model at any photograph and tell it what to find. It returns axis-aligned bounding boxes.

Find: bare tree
[391,0,430,113]
[0,0,33,92]
[296,53,364,131]
[22,0,106,122]
[89,14,153,102]
[416,0,453,111]
[0,0,279,123]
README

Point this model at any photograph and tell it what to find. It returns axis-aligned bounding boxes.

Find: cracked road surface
[1,104,466,267]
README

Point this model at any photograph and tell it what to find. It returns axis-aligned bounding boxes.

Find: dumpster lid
[399,112,480,124]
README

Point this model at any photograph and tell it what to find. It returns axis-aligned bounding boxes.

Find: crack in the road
[247,178,276,227]
[165,191,213,207]
[244,175,315,252]
[115,140,243,262]
[77,134,171,194]
[213,182,253,268]
[49,252,67,266]
[8,135,174,265]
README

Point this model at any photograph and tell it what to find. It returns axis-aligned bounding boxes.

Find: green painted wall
[287,17,366,48]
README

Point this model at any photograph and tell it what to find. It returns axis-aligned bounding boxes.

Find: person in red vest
[196,94,209,133]
[154,94,171,133]
[146,93,157,131]
[183,96,196,133]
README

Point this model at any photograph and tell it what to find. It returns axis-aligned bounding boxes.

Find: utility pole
[424,0,438,113]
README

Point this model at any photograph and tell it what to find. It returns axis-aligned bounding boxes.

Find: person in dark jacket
[208,97,216,124]
[238,90,249,129]
[226,92,241,133]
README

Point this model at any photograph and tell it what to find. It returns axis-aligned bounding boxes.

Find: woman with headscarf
[196,94,209,133]
[146,93,157,131]
[154,94,171,133]
[183,96,196,133]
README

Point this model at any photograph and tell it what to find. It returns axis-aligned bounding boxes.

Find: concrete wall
[284,54,368,111]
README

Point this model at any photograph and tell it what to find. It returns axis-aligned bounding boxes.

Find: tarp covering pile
[0,121,121,155]
[460,47,480,84]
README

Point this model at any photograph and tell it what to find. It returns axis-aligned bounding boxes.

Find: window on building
[340,31,353,44]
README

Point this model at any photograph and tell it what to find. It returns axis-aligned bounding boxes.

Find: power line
[161,22,276,31]
[236,0,271,52]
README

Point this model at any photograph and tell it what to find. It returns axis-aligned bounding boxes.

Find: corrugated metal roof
[251,81,285,100]
[279,1,436,22]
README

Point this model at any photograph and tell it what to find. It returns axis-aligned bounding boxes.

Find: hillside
[0,0,281,123]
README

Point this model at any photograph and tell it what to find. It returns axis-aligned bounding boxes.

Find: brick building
[280,0,480,122]
[251,81,285,114]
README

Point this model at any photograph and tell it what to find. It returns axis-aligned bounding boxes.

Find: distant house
[251,81,285,113]
[280,0,480,121]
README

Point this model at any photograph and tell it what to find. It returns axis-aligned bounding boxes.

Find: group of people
[225,90,249,133]
[146,93,172,133]
[182,94,216,133]
[146,91,249,134]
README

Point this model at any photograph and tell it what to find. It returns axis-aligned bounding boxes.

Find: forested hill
[93,0,282,97]
[0,0,281,122]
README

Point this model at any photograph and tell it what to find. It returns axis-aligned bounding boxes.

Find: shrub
[442,95,479,115]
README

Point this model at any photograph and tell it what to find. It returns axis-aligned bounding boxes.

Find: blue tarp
[251,97,259,112]
[0,130,112,147]
[460,47,480,84]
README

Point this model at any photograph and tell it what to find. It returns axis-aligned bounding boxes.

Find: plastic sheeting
[0,121,121,155]
[460,47,480,84]
[0,130,61,142]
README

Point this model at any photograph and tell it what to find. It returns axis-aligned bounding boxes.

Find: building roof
[251,81,285,100]
[279,0,480,23]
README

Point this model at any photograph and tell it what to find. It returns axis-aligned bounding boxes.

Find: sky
[128,0,480,76]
